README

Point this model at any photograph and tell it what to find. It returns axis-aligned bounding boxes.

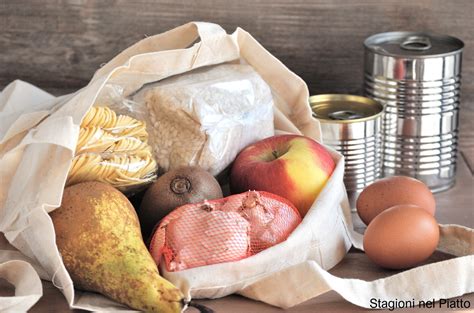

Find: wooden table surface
[0,152,471,312]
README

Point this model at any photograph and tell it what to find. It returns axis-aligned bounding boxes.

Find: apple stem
[272,150,279,159]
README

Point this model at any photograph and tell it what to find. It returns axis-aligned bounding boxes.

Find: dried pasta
[76,127,117,154]
[67,106,157,191]
[109,115,148,140]
[81,106,117,129]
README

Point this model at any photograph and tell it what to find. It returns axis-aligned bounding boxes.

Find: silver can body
[310,95,383,210]
[364,32,464,192]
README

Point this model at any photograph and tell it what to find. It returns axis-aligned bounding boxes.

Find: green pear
[50,181,183,313]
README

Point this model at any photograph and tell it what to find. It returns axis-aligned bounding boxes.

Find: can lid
[364,31,464,58]
[309,94,383,124]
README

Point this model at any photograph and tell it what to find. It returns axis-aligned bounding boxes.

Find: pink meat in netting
[149,191,302,271]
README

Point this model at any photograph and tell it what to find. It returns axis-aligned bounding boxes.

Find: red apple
[230,134,336,216]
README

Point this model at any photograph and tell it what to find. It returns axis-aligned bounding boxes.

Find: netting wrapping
[149,191,302,271]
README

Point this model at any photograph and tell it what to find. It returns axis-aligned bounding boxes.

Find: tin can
[364,31,464,192]
[310,94,383,210]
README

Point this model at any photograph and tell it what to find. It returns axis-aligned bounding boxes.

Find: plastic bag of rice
[129,63,275,176]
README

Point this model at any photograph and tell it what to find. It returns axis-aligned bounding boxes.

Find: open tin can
[364,31,464,192]
[310,94,383,210]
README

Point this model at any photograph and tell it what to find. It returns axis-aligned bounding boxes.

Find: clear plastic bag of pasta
[66,106,157,193]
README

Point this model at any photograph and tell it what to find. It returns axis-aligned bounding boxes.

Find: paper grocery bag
[0,22,473,312]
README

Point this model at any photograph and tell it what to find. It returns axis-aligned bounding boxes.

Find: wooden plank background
[1,0,473,168]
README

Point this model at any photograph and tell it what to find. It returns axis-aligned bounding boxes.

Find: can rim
[309,94,384,124]
[364,31,464,59]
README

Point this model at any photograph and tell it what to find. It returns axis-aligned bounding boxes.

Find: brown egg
[363,204,439,269]
[356,176,436,225]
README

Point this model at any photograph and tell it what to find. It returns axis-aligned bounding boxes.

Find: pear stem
[187,300,215,313]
